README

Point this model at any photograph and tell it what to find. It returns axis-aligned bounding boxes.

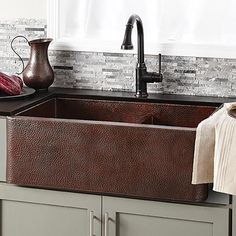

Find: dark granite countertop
[0,87,236,116]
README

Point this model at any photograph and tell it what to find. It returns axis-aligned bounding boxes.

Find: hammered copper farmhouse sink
[7,97,217,202]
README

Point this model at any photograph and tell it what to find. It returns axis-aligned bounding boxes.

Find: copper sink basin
[7,97,217,202]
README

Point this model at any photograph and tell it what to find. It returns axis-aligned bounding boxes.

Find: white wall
[49,0,236,58]
[0,0,47,20]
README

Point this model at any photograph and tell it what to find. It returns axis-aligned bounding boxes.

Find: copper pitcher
[11,36,54,91]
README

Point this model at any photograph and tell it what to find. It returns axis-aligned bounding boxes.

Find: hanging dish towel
[192,102,236,195]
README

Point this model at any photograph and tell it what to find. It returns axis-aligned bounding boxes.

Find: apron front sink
[7,96,217,202]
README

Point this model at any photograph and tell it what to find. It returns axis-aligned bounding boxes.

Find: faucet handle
[142,54,163,83]
[143,71,163,83]
[158,53,162,75]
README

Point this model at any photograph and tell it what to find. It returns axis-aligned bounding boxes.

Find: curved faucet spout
[121,14,144,65]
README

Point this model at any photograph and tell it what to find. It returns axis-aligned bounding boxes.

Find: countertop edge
[0,87,236,116]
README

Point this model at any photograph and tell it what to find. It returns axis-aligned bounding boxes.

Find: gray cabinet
[0,184,230,236]
[0,183,101,236]
[0,118,6,182]
[102,196,229,236]
[233,196,236,236]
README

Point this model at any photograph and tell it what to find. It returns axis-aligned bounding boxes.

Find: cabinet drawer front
[103,197,229,236]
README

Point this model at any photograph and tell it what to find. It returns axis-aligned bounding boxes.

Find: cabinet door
[103,196,229,236]
[0,183,101,236]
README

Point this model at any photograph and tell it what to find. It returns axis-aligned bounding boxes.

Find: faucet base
[135,91,148,98]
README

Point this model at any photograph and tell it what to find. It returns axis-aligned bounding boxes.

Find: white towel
[192,102,236,195]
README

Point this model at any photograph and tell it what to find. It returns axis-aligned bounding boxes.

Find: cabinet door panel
[0,183,101,236]
[2,200,88,236]
[117,213,212,236]
[103,197,229,236]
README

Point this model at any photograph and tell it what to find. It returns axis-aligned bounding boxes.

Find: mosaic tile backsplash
[1,18,236,97]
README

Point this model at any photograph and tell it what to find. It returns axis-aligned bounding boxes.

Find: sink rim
[14,96,218,129]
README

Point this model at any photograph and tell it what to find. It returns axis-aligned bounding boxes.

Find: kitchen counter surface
[0,87,236,116]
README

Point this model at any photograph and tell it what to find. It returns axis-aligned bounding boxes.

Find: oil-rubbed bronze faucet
[121,14,163,98]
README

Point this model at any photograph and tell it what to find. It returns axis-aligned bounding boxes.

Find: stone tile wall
[0,19,46,74]
[1,18,236,97]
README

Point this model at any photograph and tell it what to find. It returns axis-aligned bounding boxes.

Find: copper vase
[11,36,54,91]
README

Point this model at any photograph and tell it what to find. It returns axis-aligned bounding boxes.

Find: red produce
[11,75,23,88]
[0,72,22,95]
